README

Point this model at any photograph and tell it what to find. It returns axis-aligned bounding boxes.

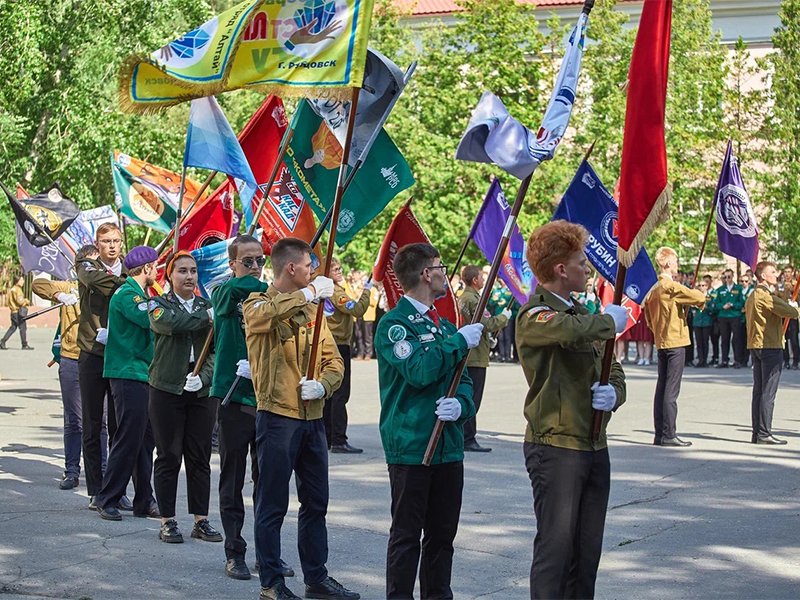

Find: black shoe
[97,505,122,521]
[329,443,363,454]
[117,495,133,511]
[660,436,692,447]
[0,341,6,350]
[464,441,492,452]
[225,557,252,580]
[159,519,184,543]
[784,363,791,369]
[716,362,728,369]
[260,582,302,600]
[255,559,295,578]
[21,345,34,350]
[59,475,79,490]
[133,502,160,518]
[756,435,788,445]
[733,362,742,369]
[305,576,360,599]
[653,438,662,446]
[88,496,97,510]
[191,518,223,542]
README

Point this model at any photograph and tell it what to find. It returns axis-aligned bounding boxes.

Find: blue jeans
[58,357,83,478]
[254,412,329,588]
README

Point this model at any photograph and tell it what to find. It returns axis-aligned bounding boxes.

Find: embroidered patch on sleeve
[152,307,164,320]
[137,302,148,311]
[393,340,413,360]
[535,311,557,323]
[526,306,552,319]
[387,324,407,343]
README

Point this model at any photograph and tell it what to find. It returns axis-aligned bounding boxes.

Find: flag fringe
[617,182,672,268]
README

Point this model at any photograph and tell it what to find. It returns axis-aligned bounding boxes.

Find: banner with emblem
[714,140,759,270]
[554,160,658,305]
[112,151,207,233]
[118,0,375,114]
[1,181,80,247]
[285,100,414,246]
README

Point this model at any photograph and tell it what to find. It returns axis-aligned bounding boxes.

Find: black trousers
[694,326,711,366]
[78,351,117,496]
[217,399,258,560]
[783,319,799,366]
[463,366,486,446]
[498,324,513,361]
[653,347,685,441]
[254,412,329,588]
[386,461,463,600]
[524,443,609,600]
[751,349,783,440]
[324,344,351,446]
[711,320,720,362]
[149,386,216,518]
[719,316,745,365]
[96,379,154,512]
[1,311,28,346]
[354,318,374,359]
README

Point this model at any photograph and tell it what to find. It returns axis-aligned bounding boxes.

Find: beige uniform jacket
[745,284,800,349]
[326,283,371,346]
[644,274,706,349]
[31,279,80,360]
[7,285,29,312]
[243,286,343,419]
[458,286,508,368]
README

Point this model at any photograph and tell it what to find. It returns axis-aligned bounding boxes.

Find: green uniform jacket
[326,284,371,346]
[103,278,153,382]
[691,296,714,328]
[714,283,744,318]
[741,284,755,322]
[148,292,214,396]
[210,275,268,406]
[76,258,127,356]
[458,286,508,368]
[516,286,626,451]
[375,296,475,465]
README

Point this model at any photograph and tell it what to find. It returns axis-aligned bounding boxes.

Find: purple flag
[470,178,533,304]
[715,140,759,269]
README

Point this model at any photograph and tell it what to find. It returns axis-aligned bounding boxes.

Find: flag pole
[692,140,732,287]
[422,173,533,466]
[172,165,188,255]
[155,170,217,254]
[246,127,295,236]
[782,277,800,334]
[20,302,64,322]
[304,87,361,386]
[190,325,215,376]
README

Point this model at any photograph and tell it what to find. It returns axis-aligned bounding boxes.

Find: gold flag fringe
[616,181,672,268]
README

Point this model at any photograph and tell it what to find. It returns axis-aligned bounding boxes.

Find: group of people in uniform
[23,213,799,600]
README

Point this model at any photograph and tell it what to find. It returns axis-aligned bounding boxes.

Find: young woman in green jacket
[148,250,221,544]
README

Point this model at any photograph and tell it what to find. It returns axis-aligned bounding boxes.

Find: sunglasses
[236,256,267,269]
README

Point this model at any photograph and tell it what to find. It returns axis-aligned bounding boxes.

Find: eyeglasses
[422,264,448,276]
[236,256,267,269]
[98,239,122,246]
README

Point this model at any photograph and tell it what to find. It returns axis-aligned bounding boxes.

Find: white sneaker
[636,358,644,366]
[643,359,651,366]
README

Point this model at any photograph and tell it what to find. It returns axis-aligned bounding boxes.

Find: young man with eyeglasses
[714,269,746,369]
[76,223,132,510]
[210,235,294,581]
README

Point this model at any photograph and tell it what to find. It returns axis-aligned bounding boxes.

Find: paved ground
[1,328,799,599]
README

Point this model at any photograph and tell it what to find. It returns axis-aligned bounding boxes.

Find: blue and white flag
[715,140,759,270]
[191,238,233,299]
[184,96,258,223]
[554,160,658,304]
[455,11,588,179]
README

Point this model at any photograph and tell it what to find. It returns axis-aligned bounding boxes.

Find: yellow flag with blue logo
[119,0,374,114]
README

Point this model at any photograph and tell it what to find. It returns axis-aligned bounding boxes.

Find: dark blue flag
[715,140,759,270]
[554,161,657,304]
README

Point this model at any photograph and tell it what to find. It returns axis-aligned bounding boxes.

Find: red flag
[236,95,319,253]
[597,278,640,338]
[616,0,673,266]
[175,180,235,251]
[373,203,461,327]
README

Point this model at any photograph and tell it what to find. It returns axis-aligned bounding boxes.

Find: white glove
[501,308,512,320]
[299,376,326,400]
[56,292,78,306]
[184,373,203,393]
[308,276,334,301]
[235,359,251,380]
[789,300,798,308]
[363,280,374,291]
[207,307,214,320]
[95,328,108,345]
[457,323,485,349]
[591,382,617,412]
[435,397,462,422]
[603,304,629,334]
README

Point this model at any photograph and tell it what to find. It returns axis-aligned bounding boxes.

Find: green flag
[284,100,414,246]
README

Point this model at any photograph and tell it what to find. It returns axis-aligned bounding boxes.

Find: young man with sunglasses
[714,269,746,368]
[210,235,294,582]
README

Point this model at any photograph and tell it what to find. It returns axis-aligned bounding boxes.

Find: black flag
[1,181,80,247]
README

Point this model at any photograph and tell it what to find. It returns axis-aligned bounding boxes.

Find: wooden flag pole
[246,127,295,237]
[782,276,800,335]
[422,173,533,466]
[692,197,717,289]
[172,165,188,255]
[304,88,361,386]
[155,171,218,254]
[191,325,215,377]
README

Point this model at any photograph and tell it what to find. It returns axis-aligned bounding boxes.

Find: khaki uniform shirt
[31,279,80,360]
[644,274,706,349]
[7,284,29,312]
[244,286,343,419]
[458,286,508,368]
[745,284,800,349]
[326,283,371,346]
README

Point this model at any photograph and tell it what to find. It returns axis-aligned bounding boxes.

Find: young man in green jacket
[375,243,483,600]
[715,268,746,368]
[94,246,159,521]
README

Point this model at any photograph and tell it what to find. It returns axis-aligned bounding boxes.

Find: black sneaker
[260,582,302,600]
[191,518,223,542]
[254,559,295,578]
[159,519,184,543]
[59,475,79,490]
[305,576,360,599]
[21,345,34,350]
[225,557,251,580]
[88,496,97,510]
[97,505,122,521]
[0,341,6,350]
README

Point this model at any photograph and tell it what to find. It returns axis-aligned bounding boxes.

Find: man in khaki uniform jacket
[745,261,799,445]
[1,275,32,349]
[644,247,706,447]
[458,264,510,452]
[243,238,358,600]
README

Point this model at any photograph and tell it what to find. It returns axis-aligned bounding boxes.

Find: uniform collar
[461,286,479,299]
[533,285,577,313]
[402,294,432,316]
